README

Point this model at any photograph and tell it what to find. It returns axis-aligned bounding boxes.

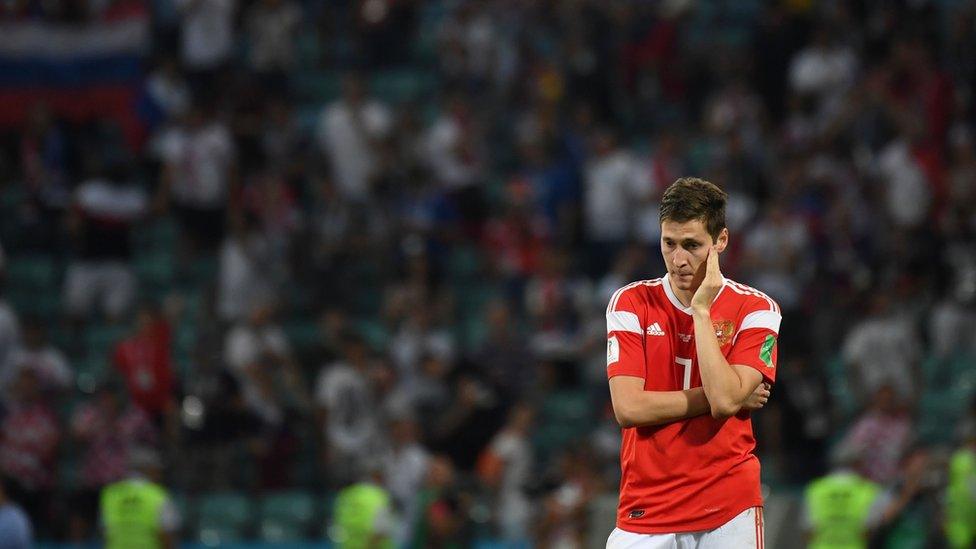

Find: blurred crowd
[1,0,976,546]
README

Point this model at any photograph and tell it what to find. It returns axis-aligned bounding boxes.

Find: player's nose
[672,248,689,267]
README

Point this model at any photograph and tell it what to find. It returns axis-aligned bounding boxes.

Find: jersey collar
[662,273,727,315]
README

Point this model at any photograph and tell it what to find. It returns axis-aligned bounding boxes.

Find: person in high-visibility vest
[100,447,180,549]
[805,443,933,548]
[946,422,976,548]
[804,465,881,549]
[331,463,395,549]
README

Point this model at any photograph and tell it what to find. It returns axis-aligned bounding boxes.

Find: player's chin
[674,274,695,288]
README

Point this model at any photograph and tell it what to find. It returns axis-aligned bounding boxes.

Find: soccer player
[606,177,781,548]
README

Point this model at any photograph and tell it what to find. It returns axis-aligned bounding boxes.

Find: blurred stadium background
[0,0,974,547]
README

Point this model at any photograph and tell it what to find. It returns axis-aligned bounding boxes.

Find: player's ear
[713,228,729,253]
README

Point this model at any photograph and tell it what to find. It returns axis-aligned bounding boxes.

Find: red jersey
[606,274,781,533]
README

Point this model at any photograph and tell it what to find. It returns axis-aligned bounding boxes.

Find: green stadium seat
[195,492,252,544]
[84,324,128,360]
[134,251,176,287]
[356,319,389,353]
[293,72,342,103]
[7,290,61,320]
[133,218,178,252]
[172,493,195,534]
[6,254,58,290]
[183,257,218,289]
[258,491,317,542]
[296,32,324,69]
[371,69,436,103]
[284,320,319,354]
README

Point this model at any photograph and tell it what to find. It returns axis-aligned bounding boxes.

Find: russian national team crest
[712,319,735,346]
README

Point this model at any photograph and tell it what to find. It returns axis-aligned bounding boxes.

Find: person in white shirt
[158,104,237,253]
[175,0,235,72]
[2,320,70,394]
[65,161,147,321]
[316,74,392,202]
[582,129,649,276]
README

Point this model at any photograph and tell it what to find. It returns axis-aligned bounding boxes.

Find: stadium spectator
[3,318,71,393]
[224,301,292,379]
[157,101,237,255]
[244,0,301,84]
[314,332,381,486]
[68,383,157,539]
[112,303,176,423]
[99,447,181,548]
[16,103,70,251]
[64,155,146,322]
[0,477,32,549]
[468,299,533,401]
[331,464,395,549]
[175,0,236,96]
[773,357,832,483]
[870,446,945,547]
[142,57,191,131]
[409,455,465,548]
[842,295,921,403]
[422,92,488,234]
[476,402,534,541]
[945,410,976,548]
[582,128,648,276]
[382,416,429,545]
[0,368,60,534]
[316,73,392,202]
[802,445,881,548]
[835,385,914,485]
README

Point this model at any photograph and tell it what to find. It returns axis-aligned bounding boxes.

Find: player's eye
[685,243,699,250]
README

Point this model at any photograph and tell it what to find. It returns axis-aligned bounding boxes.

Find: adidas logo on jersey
[646,322,665,336]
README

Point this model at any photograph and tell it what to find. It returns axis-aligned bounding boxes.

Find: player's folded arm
[709,324,779,419]
[608,375,710,428]
[707,365,764,419]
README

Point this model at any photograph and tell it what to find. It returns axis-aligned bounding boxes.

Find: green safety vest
[805,472,880,549]
[100,478,169,549]
[333,483,393,549]
[946,448,976,549]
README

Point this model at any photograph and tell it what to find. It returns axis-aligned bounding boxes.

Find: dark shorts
[174,204,226,251]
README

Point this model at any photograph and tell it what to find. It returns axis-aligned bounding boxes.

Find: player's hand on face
[742,382,771,411]
[691,246,724,313]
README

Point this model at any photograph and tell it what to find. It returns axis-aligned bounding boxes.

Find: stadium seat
[371,69,436,104]
[292,72,342,103]
[134,251,176,288]
[195,492,253,544]
[5,254,58,290]
[283,319,319,355]
[258,490,317,542]
[84,324,128,362]
[133,218,178,252]
[7,290,61,320]
[296,31,324,69]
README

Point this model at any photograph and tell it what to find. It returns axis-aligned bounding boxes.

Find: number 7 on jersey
[675,357,692,390]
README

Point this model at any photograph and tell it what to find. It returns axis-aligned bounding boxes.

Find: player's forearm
[692,309,749,418]
[615,387,710,427]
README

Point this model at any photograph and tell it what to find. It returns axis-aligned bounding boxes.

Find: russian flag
[0,4,150,148]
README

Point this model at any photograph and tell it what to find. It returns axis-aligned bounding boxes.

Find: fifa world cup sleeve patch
[760,334,776,368]
[607,336,619,366]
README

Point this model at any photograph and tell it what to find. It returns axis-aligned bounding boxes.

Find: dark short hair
[659,177,728,241]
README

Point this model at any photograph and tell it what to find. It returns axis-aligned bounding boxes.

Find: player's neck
[668,275,696,308]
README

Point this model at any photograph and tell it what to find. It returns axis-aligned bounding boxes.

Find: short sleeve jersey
[606,274,781,533]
